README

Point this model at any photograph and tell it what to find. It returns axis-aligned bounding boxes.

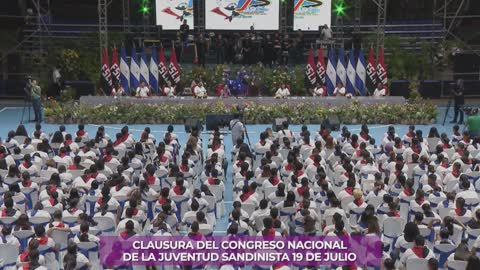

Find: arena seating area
[1,120,480,270]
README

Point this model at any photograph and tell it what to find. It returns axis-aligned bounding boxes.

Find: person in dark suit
[450,79,465,124]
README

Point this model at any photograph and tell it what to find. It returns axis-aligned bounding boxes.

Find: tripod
[442,99,452,126]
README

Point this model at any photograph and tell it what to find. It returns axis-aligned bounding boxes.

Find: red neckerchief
[49,185,57,192]
[344,172,349,178]
[97,197,103,204]
[259,140,266,146]
[236,160,244,167]
[412,245,425,258]
[208,177,215,185]
[296,170,304,177]
[345,187,353,195]
[83,175,92,183]
[121,133,129,142]
[356,150,362,157]
[406,131,414,138]
[115,185,122,192]
[56,222,65,228]
[452,169,459,178]
[392,210,400,217]
[268,228,276,237]
[1,208,6,217]
[49,197,56,206]
[352,142,359,149]
[133,208,138,216]
[146,175,156,185]
[91,172,99,179]
[361,133,369,140]
[457,149,464,156]
[37,236,48,245]
[212,145,221,152]
[272,176,279,185]
[141,132,148,140]
[464,138,470,144]
[441,161,448,168]
[180,165,188,172]
[114,140,122,146]
[394,170,401,176]
[65,139,72,146]
[285,163,293,171]
[313,161,320,167]
[24,179,32,187]
[20,250,29,262]
[76,130,85,137]
[443,143,450,149]
[454,131,461,136]
[403,188,412,196]
[59,152,67,158]
[455,207,465,216]
[105,154,113,162]
[120,230,129,238]
[22,161,30,168]
[173,185,183,195]
[416,197,425,205]
[354,199,363,206]
[68,164,77,170]
[297,186,305,196]
[158,197,167,205]
[160,155,168,163]
[241,192,252,202]
[412,144,420,154]
[360,160,367,164]
[22,263,29,270]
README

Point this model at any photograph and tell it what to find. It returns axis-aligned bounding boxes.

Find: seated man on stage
[194,81,207,98]
[373,83,387,97]
[313,83,325,97]
[333,82,346,96]
[164,81,176,97]
[275,83,290,99]
[136,81,150,98]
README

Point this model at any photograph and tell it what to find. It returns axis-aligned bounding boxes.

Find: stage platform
[79,96,406,107]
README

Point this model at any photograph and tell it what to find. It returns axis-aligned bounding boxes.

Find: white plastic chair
[447,260,468,270]
[433,243,456,267]
[0,244,18,269]
[93,215,116,233]
[406,258,428,270]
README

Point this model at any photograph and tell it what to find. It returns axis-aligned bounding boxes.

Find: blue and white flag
[336,48,347,86]
[149,47,159,94]
[326,48,337,95]
[346,49,356,95]
[355,49,367,96]
[120,46,130,93]
[140,48,149,85]
[130,47,140,90]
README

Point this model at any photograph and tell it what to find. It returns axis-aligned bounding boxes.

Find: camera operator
[450,79,465,124]
[229,112,245,146]
[30,79,43,123]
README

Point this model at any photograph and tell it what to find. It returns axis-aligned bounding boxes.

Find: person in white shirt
[164,81,176,97]
[275,83,290,98]
[136,81,150,97]
[313,83,325,97]
[333,82,346,96]
[373,83,387,97]
[194,81,207,98]
[400,235,435,266]
[111,84,126,97]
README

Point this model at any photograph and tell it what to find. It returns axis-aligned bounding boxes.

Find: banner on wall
[293,0,331,31]
[206,0,280,30]
[155,0,194,30]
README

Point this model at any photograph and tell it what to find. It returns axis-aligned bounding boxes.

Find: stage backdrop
[206,0,280,30]
[293,0,332,31]
[155,0,194,30]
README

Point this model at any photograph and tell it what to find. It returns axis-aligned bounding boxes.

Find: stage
[79,96,407,107]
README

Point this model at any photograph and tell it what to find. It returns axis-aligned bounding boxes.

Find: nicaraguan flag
[149,47,159,94]
[355,49,367,96]
[346,49,356,95]
[326,48,337,95]
[336,48,347,86]
[120,46,130,93]
[140,48,149,85]
[130,47,140,90]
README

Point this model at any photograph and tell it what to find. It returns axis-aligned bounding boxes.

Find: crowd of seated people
[1,121,480,269]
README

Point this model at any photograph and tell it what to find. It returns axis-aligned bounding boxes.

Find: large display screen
[155,0,194,30]
[206,0,280,30]
[293,0,331,31]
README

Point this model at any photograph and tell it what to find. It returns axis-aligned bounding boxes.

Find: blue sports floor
[0,106,465,233]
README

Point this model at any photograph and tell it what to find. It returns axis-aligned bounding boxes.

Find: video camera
[24,75,33,97]
[463,106,479,116]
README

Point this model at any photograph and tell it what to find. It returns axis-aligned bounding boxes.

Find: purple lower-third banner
[99,235,382,268]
